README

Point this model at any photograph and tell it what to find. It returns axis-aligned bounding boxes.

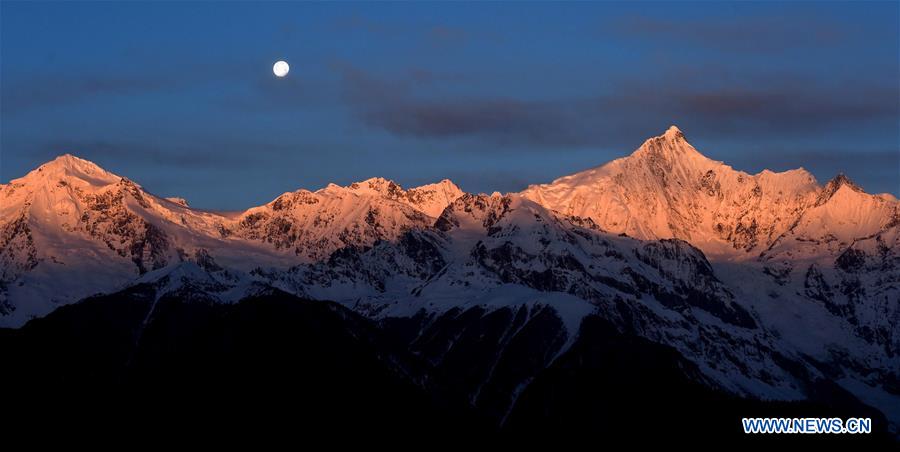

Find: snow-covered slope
[520,126,821,259]
[763,174,898,264]
[1,128,897,430]
[339,177,464,218]
[0,155,233,323]
[0,155,463,324]
[229,177,461,262]
[514,128,899,423]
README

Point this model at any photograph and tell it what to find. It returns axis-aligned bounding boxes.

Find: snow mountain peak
[518,126,891,257]
[1,132,899,431]
[631,125,709,166]
[664,124,684,138]
[814,173,864,207]
[41,153,101,170]
[826,172,862,192]
[14,153,121,189]
[314,176,463,218]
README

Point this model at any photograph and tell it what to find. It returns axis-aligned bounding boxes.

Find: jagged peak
[321,177,402,195]
[523,126,716,189]
[314,178,395,197]
[757,166,813,176]
[815,173,865,206]
[318,176,463,199]
[637,125,687,146]
[346,177,408,200]
[443,192,509,211]
[630,125,711,166]
[347,177,462,194]
[352,176,396,187]
[753,167,819,189]
[664,125,684,139]
[409,178,463,194]
[435,192,515,232]
[291,176,463,217]
[416,177,456,187]
[825,173,860,190]
[825,173,863,194]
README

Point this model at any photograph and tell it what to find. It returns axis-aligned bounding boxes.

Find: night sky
[2,1,897,210]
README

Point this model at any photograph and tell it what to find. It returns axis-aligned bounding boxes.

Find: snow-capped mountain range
[1,126,898,430]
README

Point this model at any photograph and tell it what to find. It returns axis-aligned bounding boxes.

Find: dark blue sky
[2,1,897,209]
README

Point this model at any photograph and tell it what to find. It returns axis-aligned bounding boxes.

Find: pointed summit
[406,178,465,217]
[347,177,404,196]
[631,125,709,166]
[519,125,837,254]
[826,173,859,190]
[816,173,863,206]
[38,154,102,172]
[664,125,684,140]
[14,154,120,188]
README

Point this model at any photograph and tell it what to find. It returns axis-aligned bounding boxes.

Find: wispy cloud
[334,63,899,149]
[330,13,498,49]
[1,74,173,113]
[1,58,256,115]
[427,25,470,47]
[336,63,584,146]
[332,13,406,37]
[608,13,847,53]
[33,136,298,171]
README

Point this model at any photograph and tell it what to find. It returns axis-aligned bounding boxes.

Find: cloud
[330,14,498,49]
[643,79,900,135]
[332,13,405,37]
[32,136,297,171]
[427,25,470,47]
[218,75,332,113]
[335,64,899,149]
[609,13,847,53]
[1,58,256,115]
[359,98,576,145]
[335,64,590,146]
[1,74,173,113]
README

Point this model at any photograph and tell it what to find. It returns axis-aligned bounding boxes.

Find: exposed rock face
[520,126,822,258]
[232,184,436,261]
[2,127,898,432]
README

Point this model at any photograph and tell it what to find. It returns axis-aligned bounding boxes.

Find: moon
[273,60,289,77]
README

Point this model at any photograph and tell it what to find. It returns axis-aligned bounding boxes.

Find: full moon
[273,60,289,77]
